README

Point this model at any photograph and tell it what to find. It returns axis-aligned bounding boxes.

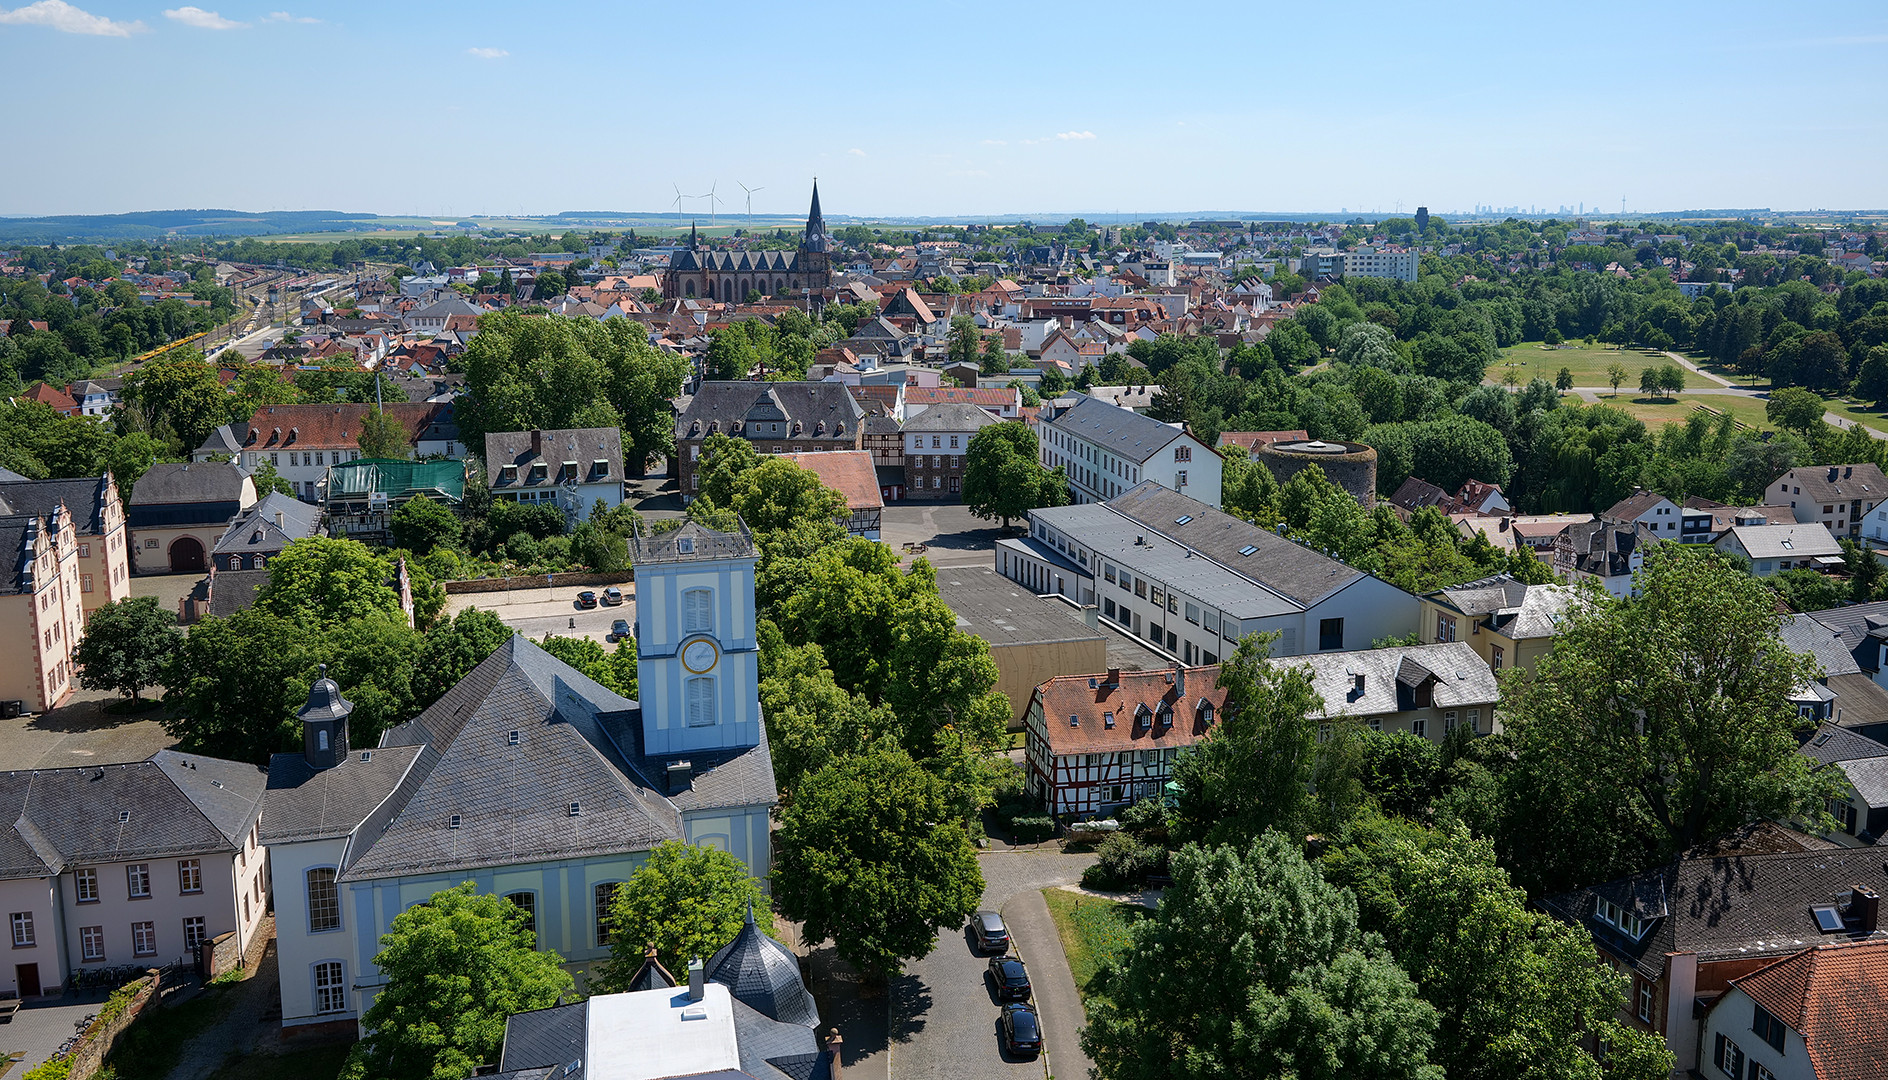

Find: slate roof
[1727,939,1888,1078]
[708,903,821,1028]
[1775,463,1888,506]
[0,474,116,535]
[1782,615,1865,678]
[484,428,623,489]
[1428,574,1572,641]
[1541,845,1888,981]
[629,520,757,566]
[677,382,864,444]
[213,491,321,556]
[1830,674,1888,732]
[1804,600,1888,670]
[1294,643,1500,721]
[1800,722,1888,767]
[337,636,686,882]
[0,514,42,595]
[900,402,1000,435]
[498,1000,587,1077]
[206,568,270,618]
[1043,396,1193,465]
[1838,755,1888,810]
[127,462,248,506]
[1105,481,1364,607]
[259,744,429,845]
[0,751,267,881]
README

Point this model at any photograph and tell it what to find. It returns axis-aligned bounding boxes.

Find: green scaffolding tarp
[328,457,466,503]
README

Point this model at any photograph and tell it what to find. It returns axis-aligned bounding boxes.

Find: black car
[576,591,598,609]
[988,955,1031,1000]
[1000,1002,1041,1057]
[972,910,1009,953]
[609,618,631,642]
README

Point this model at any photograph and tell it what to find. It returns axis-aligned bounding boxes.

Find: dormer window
[592,458,610,479]
[530,463,547,483]
[501,465,518,485]
[1595,897,1646,939]
[560,461,577,482]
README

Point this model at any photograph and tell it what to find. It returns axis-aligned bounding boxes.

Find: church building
[259,518,777,1031]
[664,182,834,302]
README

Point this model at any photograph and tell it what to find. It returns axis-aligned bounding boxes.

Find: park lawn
[1042,887,1146,1002]
[1490,342,1669,388]
[1581,393,1773,430]
[1821,396,1888,437]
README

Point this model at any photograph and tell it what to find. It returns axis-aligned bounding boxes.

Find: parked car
[1000,1002,1041,1057]
[988,955,1031,1000]
[602,587,624,606]
[576,591,598,609]
[972,911,1009,953]
[609,619,631,642]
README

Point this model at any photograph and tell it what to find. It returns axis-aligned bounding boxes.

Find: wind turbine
[705,182,722,228]
[672,183,688,226]
[738,182,764,221]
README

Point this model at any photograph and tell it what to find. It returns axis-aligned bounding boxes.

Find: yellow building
[1419,574,1572,676]
[0,474,131,620]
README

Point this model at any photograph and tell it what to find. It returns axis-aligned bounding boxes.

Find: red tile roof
[20,381,78,414]
[779,450,883,510]
[1730,938,1888,1077]
[240,402,444,451]
[1033,666,1226,757]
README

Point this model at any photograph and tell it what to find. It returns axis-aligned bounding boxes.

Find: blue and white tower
[629,519,762,756]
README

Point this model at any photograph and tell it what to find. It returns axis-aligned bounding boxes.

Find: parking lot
[443,584,633,645]
[891,850,1095,1080]
[880,503,1009,569]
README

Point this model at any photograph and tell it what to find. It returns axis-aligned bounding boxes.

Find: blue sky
[2,0,1884,219]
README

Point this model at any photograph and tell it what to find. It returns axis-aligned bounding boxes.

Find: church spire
[689,220,699,250]
[802,180,827,253]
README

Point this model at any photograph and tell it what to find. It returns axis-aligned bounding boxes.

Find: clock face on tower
[682,637,719,674]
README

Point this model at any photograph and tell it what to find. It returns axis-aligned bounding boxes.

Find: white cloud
[1055,130,1096,141]
[264,10,319,22]
[466,46,507,58]
[0,0,144,36]
[164,5,243,28]
[980,139,1007,146]
[848,147,866,157]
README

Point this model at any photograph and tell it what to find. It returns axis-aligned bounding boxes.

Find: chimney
[822,1028,844,1080]
[1081,604,1098,629]
[1847,467,1855,479]
[1104,667,1120,689]
[531,430,542,456]
[666,760,694,795]
[687,958,705,1002]
[1854,885,1881,932]
[274,511,284,530]
[1173,663,1186,702]
[1830,467,1840,483]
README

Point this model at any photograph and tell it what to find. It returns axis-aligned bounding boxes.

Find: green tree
[1850,539,1885,603]
[1322,823,1674,1080]
[254,538,408,626]
[1555,366,1573,391]
[758,623,899,799]
[1172,633,1324,845]
[73,597,178,702]
[947,314,979,366]
[596,841,771,983]
[411,607,515,706]
[961,421,1069,528]
[249,458,296,497]
[772,747,984,980]
[535,634,637,697]
[1498,545,1835,895]
[1637,367,1663,399]
[1766,385,1826,436]
[531,271,566,300]
[1605,362,1628,397]
[119,353,237,452]
[390,495,461,557]
[341,884,572,1080]
[357,406,411,460]
[979,335,1010,375]
[1083,834,1443,1080]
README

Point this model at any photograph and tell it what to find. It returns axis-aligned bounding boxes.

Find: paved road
[891,850,1095,1080]
[444,585,632,645]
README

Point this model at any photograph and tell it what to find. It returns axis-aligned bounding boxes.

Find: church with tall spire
[663,181,833,302]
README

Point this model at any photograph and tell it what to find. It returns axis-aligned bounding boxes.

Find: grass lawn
[1489,342,1670,388]
[1580,392,1774,430]
[1821,396,1888,435]
[1042,888,1146,1001]
[203,1045,353,1080]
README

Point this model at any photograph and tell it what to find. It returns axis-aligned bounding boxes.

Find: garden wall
[442,570,635,595]
[65,972,161,1080]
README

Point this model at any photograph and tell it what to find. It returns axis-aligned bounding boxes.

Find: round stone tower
[1255,439,1379,508]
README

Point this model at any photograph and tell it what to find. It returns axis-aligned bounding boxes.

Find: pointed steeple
[802,180,827,253]
[689,220,699,251]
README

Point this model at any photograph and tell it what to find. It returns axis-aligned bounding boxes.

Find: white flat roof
[588,982,740,1080]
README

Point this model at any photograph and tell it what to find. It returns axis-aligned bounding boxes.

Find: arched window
[683,588,712,633]
[684,281,696,298]
[228,556,242,570]
[305,868,340,933]
[317,729,329,751]
[686,676,716,727]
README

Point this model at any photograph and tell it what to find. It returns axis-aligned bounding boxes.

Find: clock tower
[629,519,763,756]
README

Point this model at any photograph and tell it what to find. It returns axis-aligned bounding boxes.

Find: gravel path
[163,941,277,1080]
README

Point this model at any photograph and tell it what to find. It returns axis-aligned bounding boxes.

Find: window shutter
[1714,1034,1725,1070]
[687,677,715,727]
[684,588,712,633]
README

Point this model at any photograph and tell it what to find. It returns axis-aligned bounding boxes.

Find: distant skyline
[2,0,1884,220]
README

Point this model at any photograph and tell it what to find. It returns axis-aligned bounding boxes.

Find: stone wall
[442,570,635,595]
[204,930,243,979]
[66,972,161,1080]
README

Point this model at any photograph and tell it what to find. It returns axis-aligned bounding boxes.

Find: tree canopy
[595,841,772,984]
[961,421,1069,528]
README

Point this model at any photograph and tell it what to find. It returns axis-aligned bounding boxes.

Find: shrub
[1009,815,1056,844]
[502,532,540,564]
[1117,796,1170,834]
[24,1057,72,1080]
[1081,833,1164,890]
